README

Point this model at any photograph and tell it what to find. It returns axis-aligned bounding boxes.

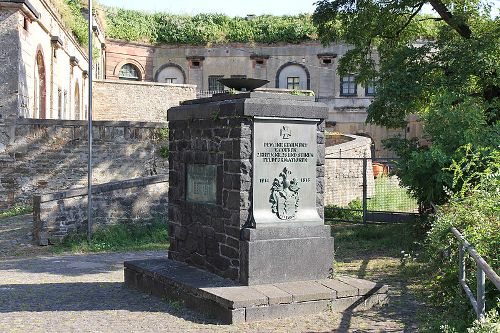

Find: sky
[97,0,499,18]
[97,0,318,16]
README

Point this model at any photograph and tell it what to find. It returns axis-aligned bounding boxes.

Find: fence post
[362,156,367,224]
[477,267,486,321]
[459,245,465,283]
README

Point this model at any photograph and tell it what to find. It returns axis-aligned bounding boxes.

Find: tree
[313,0,499,205]
[313,0,498,127]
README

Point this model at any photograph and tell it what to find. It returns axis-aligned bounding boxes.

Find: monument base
[124,258,388,324]
[240,225,335,285]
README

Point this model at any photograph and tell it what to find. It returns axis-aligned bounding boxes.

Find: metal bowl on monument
[218,78,269,91]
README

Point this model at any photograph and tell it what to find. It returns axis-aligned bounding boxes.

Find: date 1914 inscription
[186,164,217,204]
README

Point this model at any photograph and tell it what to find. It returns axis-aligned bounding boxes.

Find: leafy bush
[325,198,363,222]
[467,305,500,333]
[423,174,499,331]
[104,9,318,45]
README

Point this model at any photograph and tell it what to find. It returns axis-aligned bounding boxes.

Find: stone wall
[167,111,251,280]
[92,80,196,122]
[0,118,168,211]
[33,175,169,245]
[0,7,21,154]
[324,134,375,206]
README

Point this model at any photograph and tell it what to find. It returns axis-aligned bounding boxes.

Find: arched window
[155,63,186,84]
[276,62,310,90]
[74,82,80,120]
[34,50,46,118]
[118,63,141,81]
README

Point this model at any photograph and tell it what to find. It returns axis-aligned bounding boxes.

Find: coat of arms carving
[269,167,300,220]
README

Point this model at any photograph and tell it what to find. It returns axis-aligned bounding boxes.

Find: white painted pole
[87,0,93,242]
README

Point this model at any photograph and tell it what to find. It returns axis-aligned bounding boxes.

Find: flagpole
[87,0,93,242]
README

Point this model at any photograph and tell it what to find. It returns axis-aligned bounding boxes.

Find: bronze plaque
[186,164,217,204]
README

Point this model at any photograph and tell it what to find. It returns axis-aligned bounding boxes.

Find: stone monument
[124,91,388,323]
[166,92,333,285]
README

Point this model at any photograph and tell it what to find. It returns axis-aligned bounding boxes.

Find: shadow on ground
[0,281,217,324]
[0,251,167,276]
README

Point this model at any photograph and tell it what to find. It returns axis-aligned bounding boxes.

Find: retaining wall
[325,134,375,206]
[0,118,168,211]
[33,175,169,245]
[92,80,196,122]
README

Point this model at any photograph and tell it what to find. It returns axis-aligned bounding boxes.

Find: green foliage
[52,218,168,253]
[104,9,317,45]
[384,138,454,206]
[324,175,418,220]
[313,0,499,128]
[51,0,89,47]
[422,175,499,331]
[159,146,170,159]
[367,175,418,212]
[156,127,169,140]
[385,137,499,207]
[467,305,500,333]
[0,205,33,219]
[290,90,315,96]
[325,198,362,221]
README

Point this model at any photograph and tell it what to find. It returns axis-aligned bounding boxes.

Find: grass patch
[0,205,33,220]
[331,221,425,258]
[367,176,418,213]
[52,219,169,253]
[325,176,419,222]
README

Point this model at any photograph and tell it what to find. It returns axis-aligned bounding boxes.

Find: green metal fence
[324,157,419,223]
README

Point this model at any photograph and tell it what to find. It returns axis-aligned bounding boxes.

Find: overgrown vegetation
[51,0,89,47]
[104,9,318,45]
[154,127,170,159]
[419,172,499,331]
[314,0,499,211]
[52,218,168,253]
[0,205,33,219]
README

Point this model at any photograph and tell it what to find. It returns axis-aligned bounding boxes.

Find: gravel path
[0,215,419,332]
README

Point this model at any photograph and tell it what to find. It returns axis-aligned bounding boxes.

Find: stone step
[124,258,388,324]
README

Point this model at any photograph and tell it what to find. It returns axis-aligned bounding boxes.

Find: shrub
[423,174,499,331]
[325,198,363,222]
[104,9,318,45]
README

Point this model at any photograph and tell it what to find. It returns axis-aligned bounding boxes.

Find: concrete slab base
[124,258,388,324]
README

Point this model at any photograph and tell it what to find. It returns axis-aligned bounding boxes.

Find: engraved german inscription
[186,164,217,204]
[253,118,322,225]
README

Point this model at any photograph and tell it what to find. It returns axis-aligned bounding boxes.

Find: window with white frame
[164,77,177,84]
[340,75,357,96]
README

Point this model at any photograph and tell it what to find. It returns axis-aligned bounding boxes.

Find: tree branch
[428,0,472,38]
[381,2,424,39]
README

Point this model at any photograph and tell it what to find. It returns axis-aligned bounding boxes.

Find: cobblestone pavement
[0,215,51,259]
[0,216,419,332]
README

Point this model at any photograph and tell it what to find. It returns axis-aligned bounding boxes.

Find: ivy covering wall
[104,8,318,45]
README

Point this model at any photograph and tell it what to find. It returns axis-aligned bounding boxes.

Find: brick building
[105,39,422,157]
